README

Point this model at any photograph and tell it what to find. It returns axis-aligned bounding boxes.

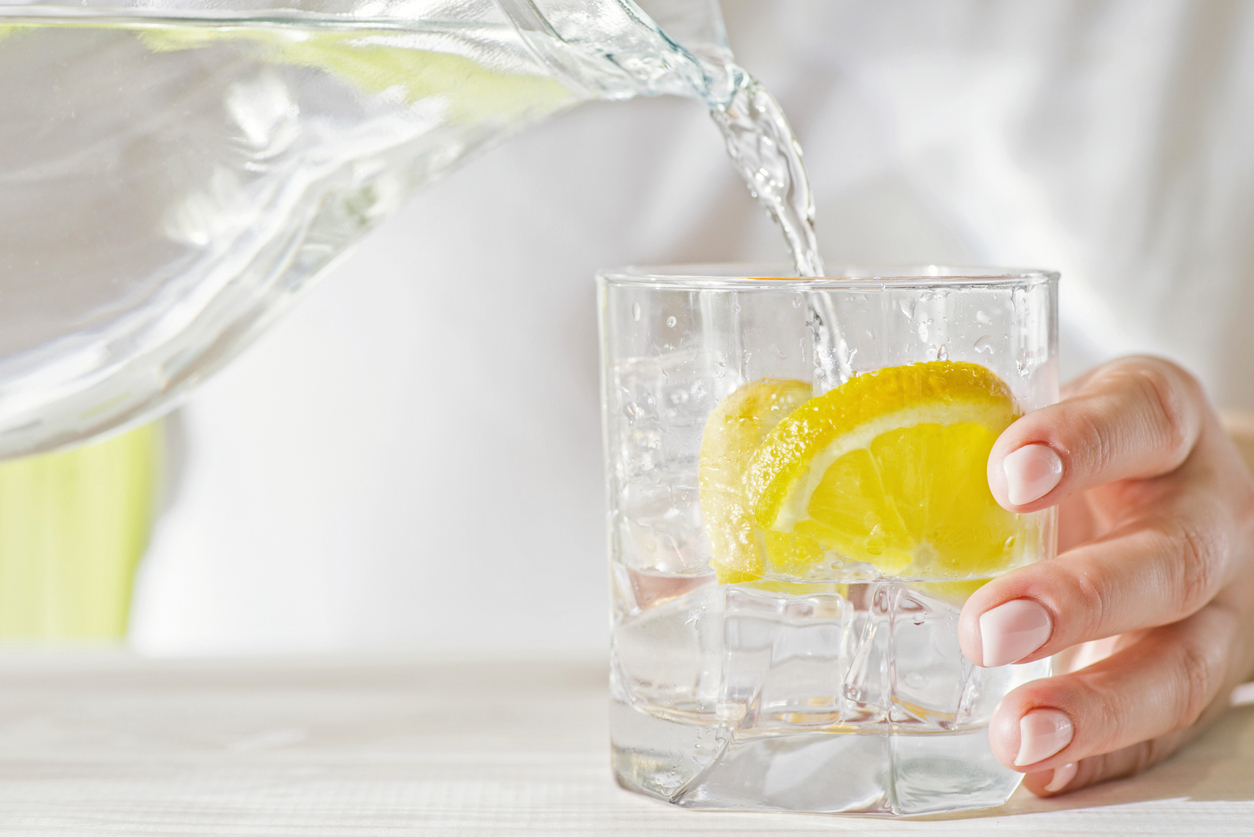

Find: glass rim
[597,263,1060,290]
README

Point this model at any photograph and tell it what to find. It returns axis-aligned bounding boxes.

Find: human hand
[960,356,1254,796]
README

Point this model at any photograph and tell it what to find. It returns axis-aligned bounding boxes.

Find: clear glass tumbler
[598,265,1059,816]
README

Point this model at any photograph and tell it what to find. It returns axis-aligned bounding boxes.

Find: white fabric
[130,0,1254,654]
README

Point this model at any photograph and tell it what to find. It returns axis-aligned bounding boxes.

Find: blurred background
[7,0,1253,655]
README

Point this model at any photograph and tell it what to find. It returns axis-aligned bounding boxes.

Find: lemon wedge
[136,26,574,124]
[744,361,1026,579]
[698,379,825,585]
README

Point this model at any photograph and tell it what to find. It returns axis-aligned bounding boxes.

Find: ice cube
[608,350,722,574]
[887,584,971,729]
[722,586,852,731]
[613,580,723,717]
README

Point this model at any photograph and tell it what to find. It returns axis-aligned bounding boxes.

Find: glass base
[611,699,1021,816]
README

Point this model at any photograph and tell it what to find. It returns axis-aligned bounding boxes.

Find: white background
[129,0,1254,655]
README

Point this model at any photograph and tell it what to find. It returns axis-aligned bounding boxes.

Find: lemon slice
[698,379,825,585]
[744,361,1025,579]
[136,26,574,124]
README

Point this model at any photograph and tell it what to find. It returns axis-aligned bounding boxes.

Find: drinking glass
[598,264,1059,815]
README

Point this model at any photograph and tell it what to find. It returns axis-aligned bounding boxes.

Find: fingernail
[1015,709,1074,766]
[1003,444,1063,505]
[979,598,1052,666]
[1045,762,1078,793]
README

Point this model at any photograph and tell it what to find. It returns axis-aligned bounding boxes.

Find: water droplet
[792,296,803,308]
[976,310,992,325]
[864,527,885,556]
[1004,535,1016,549]
[936,345,949,361]
[632,302,641,322]
[974,335,994,354]
[905,672,926,688]
[666,315,677,328]
[917,322,929,341]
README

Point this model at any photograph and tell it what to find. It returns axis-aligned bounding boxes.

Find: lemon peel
[137,26,573,123]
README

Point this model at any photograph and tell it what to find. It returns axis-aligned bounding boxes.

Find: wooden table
[0,653,1251,835]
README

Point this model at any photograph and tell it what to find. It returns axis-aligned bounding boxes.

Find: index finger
[987,357,1205,512]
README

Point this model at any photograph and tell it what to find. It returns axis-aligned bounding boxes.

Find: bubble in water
[974,335,995,354]
[666,315,677,328]
[632,302,641,322]
[905,672,927,688]
[792,296,803,308]
[864,525,885,556]
[936,345,949,361]
[1004,535,1016,549]
[917,322,929,341]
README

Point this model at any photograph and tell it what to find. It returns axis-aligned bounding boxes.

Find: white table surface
[0,653,1251,835]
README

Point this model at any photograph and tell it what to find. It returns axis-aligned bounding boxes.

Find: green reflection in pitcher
[0,424,160,639]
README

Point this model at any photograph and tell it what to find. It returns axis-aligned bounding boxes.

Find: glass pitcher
[0,0,751,459]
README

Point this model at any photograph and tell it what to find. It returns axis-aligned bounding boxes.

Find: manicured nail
[1015,709,1074,767]
[1003,444,1063,505]
[1045,762,1078,793]
[979,598,1052,666]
